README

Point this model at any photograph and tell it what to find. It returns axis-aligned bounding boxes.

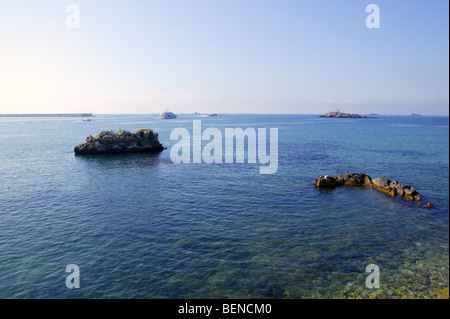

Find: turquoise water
[0,114,448,298]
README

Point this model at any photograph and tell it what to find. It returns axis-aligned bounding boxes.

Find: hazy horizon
[1,1,448,116]
[1,111,448,116]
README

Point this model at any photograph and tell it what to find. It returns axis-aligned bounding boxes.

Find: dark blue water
[0,114,448,298]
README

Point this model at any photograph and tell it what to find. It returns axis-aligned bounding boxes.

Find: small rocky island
[315,173,433,208]
[74,129,164,155]
[320,110,369,118]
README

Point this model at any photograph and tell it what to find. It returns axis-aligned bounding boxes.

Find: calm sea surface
[0,114,448,298]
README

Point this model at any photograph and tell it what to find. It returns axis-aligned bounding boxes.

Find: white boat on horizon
[159,110,177,119]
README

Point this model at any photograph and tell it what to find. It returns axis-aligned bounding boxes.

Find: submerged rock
[74,129,164,155]
[315,173,432,207]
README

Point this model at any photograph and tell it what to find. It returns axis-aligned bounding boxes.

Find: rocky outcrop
[335,173,373,186]
[315,173,372,188]
[320,111,368,118]
[74,129,164,155]
[315,173,431,207]
[372,177,420,200]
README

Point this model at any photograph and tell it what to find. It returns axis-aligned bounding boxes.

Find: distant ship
[159,110,177,119]
[208,113,218,117]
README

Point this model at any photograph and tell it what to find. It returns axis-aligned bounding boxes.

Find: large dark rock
[315,175,343,188]
[74,129,164,155]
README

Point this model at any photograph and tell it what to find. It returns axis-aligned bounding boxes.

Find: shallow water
[0,114,448,298]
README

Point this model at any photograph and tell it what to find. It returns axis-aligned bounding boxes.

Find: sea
[0,114,448,298]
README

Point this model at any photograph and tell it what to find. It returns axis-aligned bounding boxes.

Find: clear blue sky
[0,0,448,115]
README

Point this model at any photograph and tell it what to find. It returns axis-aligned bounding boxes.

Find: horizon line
[1,112,449,117]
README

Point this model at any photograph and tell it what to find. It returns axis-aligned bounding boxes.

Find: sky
[0,0,448,115]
